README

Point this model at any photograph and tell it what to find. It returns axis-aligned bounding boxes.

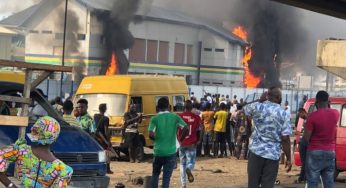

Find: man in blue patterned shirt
[244,87,292,188]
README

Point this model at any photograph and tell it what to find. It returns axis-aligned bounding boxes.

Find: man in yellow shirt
[213,103,228,158]
[201,103,214,157]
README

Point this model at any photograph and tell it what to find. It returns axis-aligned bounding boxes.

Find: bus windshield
[75,94,127,117]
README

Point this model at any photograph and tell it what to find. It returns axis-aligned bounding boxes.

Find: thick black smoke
[97,0,141,74]
[56,6,84,84]
[230,0,308,88]
[56,7,80,54]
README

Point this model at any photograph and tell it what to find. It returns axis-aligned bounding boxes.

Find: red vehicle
[294,97,346,178]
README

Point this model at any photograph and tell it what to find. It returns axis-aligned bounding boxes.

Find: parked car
[0,72,109,188]
[294,97,346,179]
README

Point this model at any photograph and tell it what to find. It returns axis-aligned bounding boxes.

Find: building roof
[0,26,17,35]
[140,6,245,45]
[0,3,41,27]
[76,0,245,45]
[0,0,245,45]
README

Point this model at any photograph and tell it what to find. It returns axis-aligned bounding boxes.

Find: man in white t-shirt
[284,101,290,114]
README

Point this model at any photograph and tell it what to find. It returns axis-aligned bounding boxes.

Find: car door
[337,104,346,170]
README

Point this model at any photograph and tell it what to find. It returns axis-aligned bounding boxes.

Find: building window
[147,40,158,62]
[174,43,185,64]
[29,30,39,34]
[42,30,52,34]
[159,41,169,63]
[204,48,212,52]
[55,33,64,40]
[187,45,193,65]
[215,48,224,52]
[129,38,146,63]
[155,96,169,112]
[100,35,105,45]
[173,95,185,112]
[77,34,86,40]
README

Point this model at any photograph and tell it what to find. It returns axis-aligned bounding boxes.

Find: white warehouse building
[0,0,246,88]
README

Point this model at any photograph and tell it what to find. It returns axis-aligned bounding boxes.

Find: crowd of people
[0,88,338,188]
[188,93,252,159]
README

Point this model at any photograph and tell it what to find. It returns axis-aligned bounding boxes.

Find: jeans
[298,138,308,181]
[179,146,197,187]
[203,132,213,145]
[306,150,335,188]
[151,154,176,188]
[247,151,279,188]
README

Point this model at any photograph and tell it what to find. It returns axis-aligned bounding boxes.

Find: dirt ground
[108,153,346,188]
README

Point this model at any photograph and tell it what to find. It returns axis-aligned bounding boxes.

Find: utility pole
[326,72,330,91]
[60,0,68,97]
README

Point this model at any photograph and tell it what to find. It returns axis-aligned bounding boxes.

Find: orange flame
[232,26,261,88]
[105,52,117,75]
[232,26,248,42]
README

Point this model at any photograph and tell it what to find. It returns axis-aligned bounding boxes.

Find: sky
[1,0,345,80]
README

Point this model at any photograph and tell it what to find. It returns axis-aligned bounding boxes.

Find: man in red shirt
[304,91,339,188]
[178,100,203,188]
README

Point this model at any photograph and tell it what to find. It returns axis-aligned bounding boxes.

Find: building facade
[0,0,246,90]
[127,9,245,86]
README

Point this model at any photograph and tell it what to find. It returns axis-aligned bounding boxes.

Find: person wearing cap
[0,116,73,188]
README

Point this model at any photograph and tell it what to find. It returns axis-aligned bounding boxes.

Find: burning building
[0,0,247,88]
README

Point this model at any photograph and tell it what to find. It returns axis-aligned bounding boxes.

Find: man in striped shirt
[62,100,80,127]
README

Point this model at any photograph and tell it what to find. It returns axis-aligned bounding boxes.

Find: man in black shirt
[94,103,113,174]
[123,104,142,163]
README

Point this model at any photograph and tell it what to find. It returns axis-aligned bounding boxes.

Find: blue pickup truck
[0,81,110,188]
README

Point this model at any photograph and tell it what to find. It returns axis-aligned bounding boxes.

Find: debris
[132,176,144,185]
[115,182,125,188]
[212,169,223,173]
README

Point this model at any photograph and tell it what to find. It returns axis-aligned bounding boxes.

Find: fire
[106,52,117,75]
[232,26,261,88]
[232,26,248,42]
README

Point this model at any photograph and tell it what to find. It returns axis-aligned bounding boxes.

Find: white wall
[199,30,243,68]
[0,35,12,60]
[25,1,89,57]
